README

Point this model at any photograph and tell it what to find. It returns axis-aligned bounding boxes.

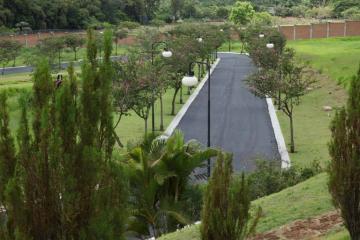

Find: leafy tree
[171,0,185,20]
[246,48,315,153]
[37,37,66,70]
[0,40,22,68]
[167,36,197,115]
[201,152,261,240]
[229,1,255,25]
[328,67,360,240]
[64,34,86,61]
[0,40,14,74]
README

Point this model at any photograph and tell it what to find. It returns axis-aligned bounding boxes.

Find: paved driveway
[177,53,279,173]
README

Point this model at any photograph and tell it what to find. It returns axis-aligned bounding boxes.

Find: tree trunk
[179,86,183,104]
[74,49,77,61]
[115,42,118,56]
[171,87,180,115]
[144,117,148,135]
[112,129,124,148]
[160,93,164,131]
[289,114,295,153]
[13,57,16,67]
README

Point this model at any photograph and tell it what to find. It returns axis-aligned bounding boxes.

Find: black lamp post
[182,60,212,178]
[150,41,172,133]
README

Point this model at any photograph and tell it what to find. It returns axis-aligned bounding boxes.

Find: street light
[151,41,173,132]
[182,60,212,178]
[197,37,203,43]
[259,33,265,38]
[266,43,274,49]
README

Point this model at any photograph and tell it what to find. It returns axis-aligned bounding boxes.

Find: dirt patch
[251,211,344,240]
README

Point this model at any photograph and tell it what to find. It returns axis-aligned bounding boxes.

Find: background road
[177,53,279,174]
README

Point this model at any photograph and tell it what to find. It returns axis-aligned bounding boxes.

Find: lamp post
[182,60,212,178]
[151,41,173,132]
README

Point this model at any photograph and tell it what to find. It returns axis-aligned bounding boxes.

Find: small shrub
[247,160,322,200]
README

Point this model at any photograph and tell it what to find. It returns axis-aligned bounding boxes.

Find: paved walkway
[177,53,279,173]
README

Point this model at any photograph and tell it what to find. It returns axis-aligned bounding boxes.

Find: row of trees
[112,23,226,145]
[245,26,315,153]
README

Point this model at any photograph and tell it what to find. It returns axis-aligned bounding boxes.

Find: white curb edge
[266,98,291,169]
[218,51,249,56]
[161,58,221,139]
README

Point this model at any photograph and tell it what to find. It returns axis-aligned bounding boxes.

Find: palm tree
[127,131,217,238]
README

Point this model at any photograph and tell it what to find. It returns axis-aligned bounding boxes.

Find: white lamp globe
[220,29,224,32]
[197,37,203,43]
[162,50,173,58]
[182,75,198,87]
[259,33,265,38]
[266,43,274,49]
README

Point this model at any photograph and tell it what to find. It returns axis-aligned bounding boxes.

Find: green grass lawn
[3,44,129,68]
[158,173,334,240]
[288,37,360,87]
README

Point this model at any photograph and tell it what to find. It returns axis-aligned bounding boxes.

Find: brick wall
[346,20,360,36]
[329,22,345,37]
[279,26,294,40]
[311,23,328,39]
[295,25,310,40]
[279,20,360,40]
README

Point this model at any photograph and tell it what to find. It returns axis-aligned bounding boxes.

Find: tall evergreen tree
[0,28,127,240]
[201,152,261,240]
[328,67,360,240]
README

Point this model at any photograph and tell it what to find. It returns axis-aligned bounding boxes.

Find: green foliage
[127,131,217,238]
[37,36,66,69]
[328,67,360,240]
[342,6,360,19]
[247,160,322,200]
[64,34,86,60]
[229,1,255,25]
[0,28,127,239]
[201,152,261,240]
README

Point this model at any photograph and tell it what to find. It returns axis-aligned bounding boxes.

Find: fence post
[310,23,313,39]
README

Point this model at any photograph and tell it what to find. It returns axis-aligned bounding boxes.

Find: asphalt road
[177,53,279,173]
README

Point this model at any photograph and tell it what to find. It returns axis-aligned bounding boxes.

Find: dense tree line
[0,0,161,30]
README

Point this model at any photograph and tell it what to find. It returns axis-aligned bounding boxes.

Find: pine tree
[328,67,360,240]
[0,28,127,240]
[201,152,261,240]
[0,92,17,237]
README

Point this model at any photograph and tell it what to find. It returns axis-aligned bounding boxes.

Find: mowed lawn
[288,37,360,87]
[159,173,334,240]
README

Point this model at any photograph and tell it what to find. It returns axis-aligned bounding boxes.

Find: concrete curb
[161,58,221,139]
[266,98,291,169]
[218,51,249,56]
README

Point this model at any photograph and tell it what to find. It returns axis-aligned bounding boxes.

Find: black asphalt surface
[177,53,279,173]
